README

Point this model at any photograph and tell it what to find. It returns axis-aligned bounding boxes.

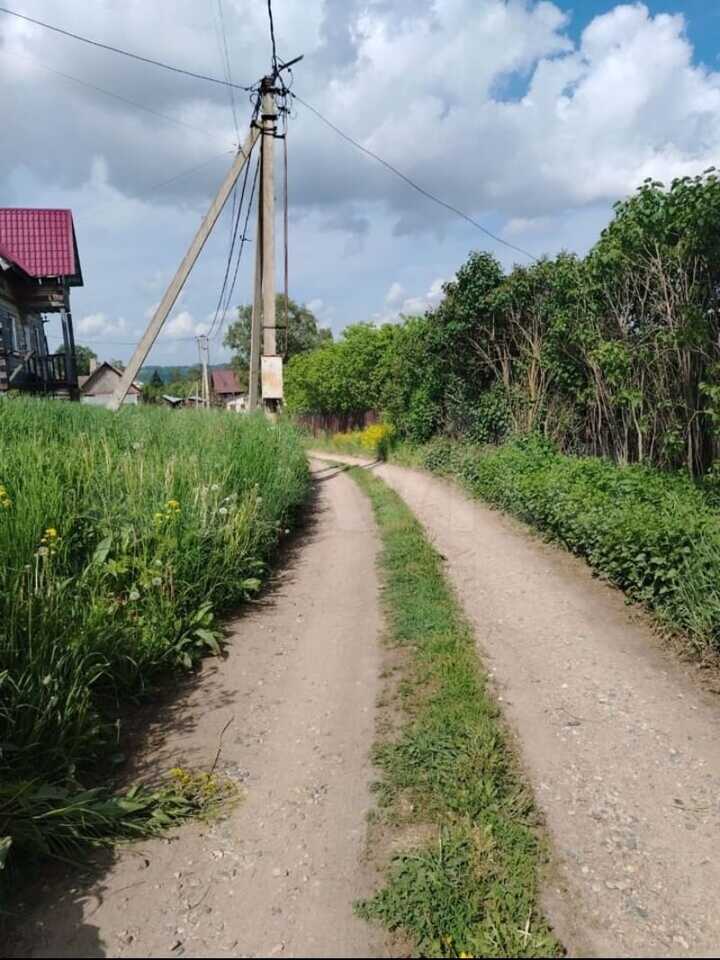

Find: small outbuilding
[79,360,142,407]
[211,368,244,406]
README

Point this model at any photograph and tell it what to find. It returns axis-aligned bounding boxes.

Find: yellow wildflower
[45,528,58,540]
[166,499,180,511]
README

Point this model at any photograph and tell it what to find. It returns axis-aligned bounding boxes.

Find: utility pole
[197,334,210,407]
[248,195,263,411]
[260,78,277,362]
[259,75,283,413]
[107,125,260,412]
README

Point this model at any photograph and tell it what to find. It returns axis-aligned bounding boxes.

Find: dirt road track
[312,452,720,958]
[10,462,386,960]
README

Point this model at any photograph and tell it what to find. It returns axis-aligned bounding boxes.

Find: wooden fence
[293,410,378,436]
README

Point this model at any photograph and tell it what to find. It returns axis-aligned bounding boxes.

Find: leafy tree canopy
[57,343,97,377]
[223,295,332,375]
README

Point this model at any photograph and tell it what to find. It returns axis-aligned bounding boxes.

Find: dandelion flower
[129,589,140,601]
[211,483,220,492]
[166,499,180,511]
[218,506,228,517]
[37,546,49,558]
[45,528,58,540]
[152,576,162,587]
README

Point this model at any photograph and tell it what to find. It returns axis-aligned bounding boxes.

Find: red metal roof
[0,209,82,284]
[212,369,243,395]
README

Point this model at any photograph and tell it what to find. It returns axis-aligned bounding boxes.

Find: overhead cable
[291,92,538,262]
[0,5,253,91]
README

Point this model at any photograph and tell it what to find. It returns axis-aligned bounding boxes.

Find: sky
[1,0,719,367]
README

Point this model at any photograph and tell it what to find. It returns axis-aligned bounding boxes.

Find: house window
[0,310,14,353]
[13,318,27,353]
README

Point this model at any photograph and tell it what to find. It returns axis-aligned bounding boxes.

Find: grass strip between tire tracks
[349,466,561,959]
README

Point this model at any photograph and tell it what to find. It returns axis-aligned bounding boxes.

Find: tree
[142,368,166,404]
[110,359,126,372]
[285,323,393,415]
[57,343,97,376]
[223,295,332,375]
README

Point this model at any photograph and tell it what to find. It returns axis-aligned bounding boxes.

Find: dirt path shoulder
[11,462,386,960]
[311,452,720,958]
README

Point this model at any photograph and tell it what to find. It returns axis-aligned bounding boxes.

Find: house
[226,396,248,413]
[79,360,142,407]
[0,208,83,398]
[211,369,245,407]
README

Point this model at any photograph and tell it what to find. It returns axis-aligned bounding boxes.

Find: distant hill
[138,363,232,385]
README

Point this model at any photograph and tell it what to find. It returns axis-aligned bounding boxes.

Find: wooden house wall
[0,271,58,393]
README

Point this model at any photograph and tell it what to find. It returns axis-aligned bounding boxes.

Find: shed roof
[0,209,83,285]
[80,362,141,395]
[211,369,243,395]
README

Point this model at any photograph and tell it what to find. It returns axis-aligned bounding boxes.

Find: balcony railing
[1,350,74,393]
[27,352,69,387]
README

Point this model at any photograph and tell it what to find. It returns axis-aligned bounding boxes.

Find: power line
[215,156,260,344]
[290,92,538,262]
[208,144,256,339]
[0,5,253,91]
[266,0,278,77]
[47,335,200,347]
[78,149,235,221]
[4,48,231,144]
[215,0,240,141]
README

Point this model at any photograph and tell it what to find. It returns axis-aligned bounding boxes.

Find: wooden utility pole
[107,125,260,412]
[197,334,210,407]
[247,195,263,411]
[258,76,284,413]
[260,79,277,363]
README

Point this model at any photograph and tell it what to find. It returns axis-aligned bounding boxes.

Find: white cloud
[374,277,446,324]
[385,282,405,305]
[76,313,129,337]
[162,310,210,339]
[3,2,719,365]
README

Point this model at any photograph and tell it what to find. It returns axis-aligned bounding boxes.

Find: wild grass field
[0,399,309,873]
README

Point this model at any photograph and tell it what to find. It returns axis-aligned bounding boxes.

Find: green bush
[420,436,720,654]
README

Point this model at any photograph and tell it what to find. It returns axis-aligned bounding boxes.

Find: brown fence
[293,410,379,436]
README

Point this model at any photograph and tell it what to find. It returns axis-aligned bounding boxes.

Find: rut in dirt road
[312,452,720,959]
[10,462,386,960]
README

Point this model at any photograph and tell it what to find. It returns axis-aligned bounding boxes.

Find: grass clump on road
[351,467,559,959]
[415,435,720,656]
[0,399,309,876]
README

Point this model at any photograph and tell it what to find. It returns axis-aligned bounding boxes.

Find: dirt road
[11,462,386,959]
[312,453,720,958]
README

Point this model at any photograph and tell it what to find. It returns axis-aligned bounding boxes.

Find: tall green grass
[350,467,558,958]
[0,399,309,867]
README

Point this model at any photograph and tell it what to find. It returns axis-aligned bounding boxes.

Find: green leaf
[92,535,113,565]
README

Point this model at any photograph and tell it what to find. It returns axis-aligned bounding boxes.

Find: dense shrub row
[287,172,720,475]
[418,436,720,653]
